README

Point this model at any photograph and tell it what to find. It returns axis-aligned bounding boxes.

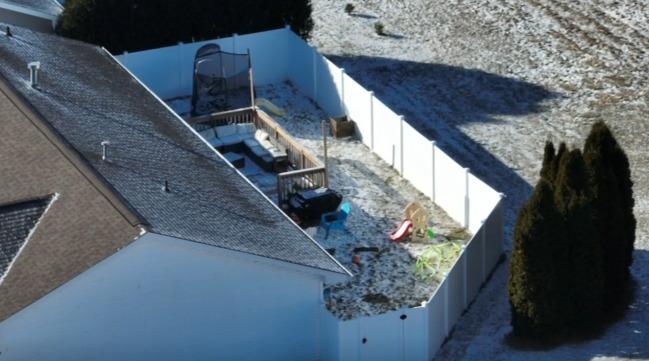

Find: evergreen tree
[551,142,568,185]
[554,149,603,324]
[57,0,314,54]
[583,121,636,309]
[510,123,635,338]
[508,179,565,337]
[539,141,556,183]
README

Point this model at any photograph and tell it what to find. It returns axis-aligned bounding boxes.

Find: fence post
[232,33,238,53]
[177,42,184,98]
[121,51,129,67]
[462,245,468,308]
[369,91,375,151]
[323,119,329,188]
[340,68,346,115]
[481,219,487,282]
[497,193,506,252]
[431,141,436,203]
[399,116,405,176]
[443,272,449,336]
[464,168,470,228]
[312,45,318,100]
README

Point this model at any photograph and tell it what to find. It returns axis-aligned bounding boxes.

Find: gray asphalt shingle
[0,25,347,276]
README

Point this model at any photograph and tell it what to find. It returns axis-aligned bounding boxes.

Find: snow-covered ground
[308,0,649,360]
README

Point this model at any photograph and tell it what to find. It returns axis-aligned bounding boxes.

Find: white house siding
[0,234,328,360]
[0,10,54,33]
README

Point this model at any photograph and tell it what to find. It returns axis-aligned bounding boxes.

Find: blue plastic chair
[320,202,351,239]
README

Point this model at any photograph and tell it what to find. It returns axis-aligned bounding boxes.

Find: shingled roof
[0,25,349,277]
[0,196,52,280]
[0,0,62,18]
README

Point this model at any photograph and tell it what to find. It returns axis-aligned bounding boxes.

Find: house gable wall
[0,9,53,32]
[0,83,143,321]
[0,234,326,360]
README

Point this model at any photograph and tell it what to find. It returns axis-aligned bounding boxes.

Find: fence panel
[360,313,402,361]
[341,75,373,143]
[467,173,501,234]
[321,310,341,361]
[402,307,428,361]
[402,122,434,199]
[287,41,316,100]
[485,198,504,270]
[445,253,467,327]
[238,29,290,85]
[427,281,447,358]
[433,145,467,226]
[116,28,292,100]
[349,90,374,145]
[465,229,486,302]
[339,319,361,361]
[311,57,344,116]
[117,45,183,99]
[371,100,402,170]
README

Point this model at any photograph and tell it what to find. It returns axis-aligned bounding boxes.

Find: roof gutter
[0,2,61,21]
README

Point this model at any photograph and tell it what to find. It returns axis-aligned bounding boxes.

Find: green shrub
[374,22,386,36]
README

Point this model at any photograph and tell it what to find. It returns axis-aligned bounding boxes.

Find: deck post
[323,119,329,187]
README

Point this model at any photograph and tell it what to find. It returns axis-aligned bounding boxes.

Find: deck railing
[277,167,328,204]
[254,111,323,171]
[187,107,256,130]
[187,107,328,204]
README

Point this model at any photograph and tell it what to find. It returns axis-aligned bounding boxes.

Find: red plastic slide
[390,218,413,242]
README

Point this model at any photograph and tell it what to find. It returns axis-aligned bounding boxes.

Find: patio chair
[320,202,351,239]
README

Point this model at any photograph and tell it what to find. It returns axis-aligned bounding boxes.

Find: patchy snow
[169,86,470,320]
[253,82,471,320]
[307,0,649,360]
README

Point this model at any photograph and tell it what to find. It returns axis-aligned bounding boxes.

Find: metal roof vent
[101,140,110,161]
[28,62,40,87]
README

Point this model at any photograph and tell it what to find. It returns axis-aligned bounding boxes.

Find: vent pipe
[5,26,11,37]
[101,140,110,161]
[28,62,40,87]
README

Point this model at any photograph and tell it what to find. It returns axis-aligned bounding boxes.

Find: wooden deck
[187,107,328,205]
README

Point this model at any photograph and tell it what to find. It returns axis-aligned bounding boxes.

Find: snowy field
[308,0,649,360]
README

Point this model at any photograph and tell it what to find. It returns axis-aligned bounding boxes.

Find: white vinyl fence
[116,26,504,361]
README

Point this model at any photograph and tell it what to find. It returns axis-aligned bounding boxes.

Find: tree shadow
[503,249,649,358]
[350,13,378,20]
[383,33,406,40]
